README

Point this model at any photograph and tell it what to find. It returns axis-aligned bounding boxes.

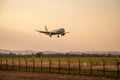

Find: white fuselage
[35,26,69,37]
[50,28,65,34]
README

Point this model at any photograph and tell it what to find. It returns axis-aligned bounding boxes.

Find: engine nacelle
[49,33,52,37]
[61,33,65,36]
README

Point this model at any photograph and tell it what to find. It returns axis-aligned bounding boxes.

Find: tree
[36,52,44,58]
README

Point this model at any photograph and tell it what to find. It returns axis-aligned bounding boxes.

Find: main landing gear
[57,34,60,38]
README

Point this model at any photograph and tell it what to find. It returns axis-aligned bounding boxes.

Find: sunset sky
[0,0,120,51]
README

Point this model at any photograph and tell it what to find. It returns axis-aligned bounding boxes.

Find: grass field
[0,57,120,79]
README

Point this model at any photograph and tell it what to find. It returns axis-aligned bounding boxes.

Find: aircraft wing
[35,30,50,35]
[65,32,70,33]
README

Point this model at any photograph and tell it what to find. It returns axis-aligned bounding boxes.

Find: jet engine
[61,33,65,36]
[49,33,52,37]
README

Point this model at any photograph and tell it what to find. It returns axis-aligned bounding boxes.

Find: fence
[0,58,119,79]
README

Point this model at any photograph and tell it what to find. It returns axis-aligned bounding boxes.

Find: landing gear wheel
[49,35,52,37]
[57,35,59,38]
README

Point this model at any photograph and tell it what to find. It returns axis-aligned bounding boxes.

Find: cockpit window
[61,28,64,30]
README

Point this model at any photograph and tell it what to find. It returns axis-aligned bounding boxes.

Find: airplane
[35,26,69,37]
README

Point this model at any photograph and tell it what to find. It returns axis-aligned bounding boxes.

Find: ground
[0,71,118,80]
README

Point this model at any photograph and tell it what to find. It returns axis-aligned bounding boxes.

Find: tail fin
[44,25,48,31]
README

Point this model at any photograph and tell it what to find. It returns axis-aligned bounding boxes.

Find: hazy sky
[0,0,120,51]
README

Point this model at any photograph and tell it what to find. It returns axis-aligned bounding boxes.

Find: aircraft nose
[63,29,65,32]
[62,29,65,32]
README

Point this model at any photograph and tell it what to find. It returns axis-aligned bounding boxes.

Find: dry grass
[0,71,117,80]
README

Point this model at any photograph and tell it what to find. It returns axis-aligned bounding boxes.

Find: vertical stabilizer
[44,25,48,31]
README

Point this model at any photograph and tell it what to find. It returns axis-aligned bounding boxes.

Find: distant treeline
[0,52,120,58]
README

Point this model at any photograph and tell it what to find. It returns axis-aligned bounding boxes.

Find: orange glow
[0,0,120,51]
